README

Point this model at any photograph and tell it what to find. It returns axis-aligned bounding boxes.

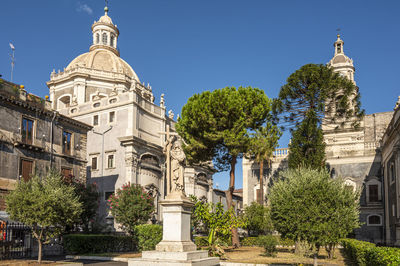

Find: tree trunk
[258,159,264,205]
[225,156,240,248]
[38,239,42,263]
[313,245,320,266]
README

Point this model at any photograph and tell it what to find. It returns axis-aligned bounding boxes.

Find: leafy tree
[248,124,281,203]
[108,183,154,235]
[269,168,360,264]
[273,64,364,168]
[62,174,99,232]
[6,171,82,263]
[243,202,274,236]
[191,196,247,257]
[177,86,273,246]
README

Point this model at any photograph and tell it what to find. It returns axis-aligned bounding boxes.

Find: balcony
[13,134,46,152]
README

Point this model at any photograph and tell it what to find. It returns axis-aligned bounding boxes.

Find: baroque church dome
[66,49,139,81]
[65,6,140,82]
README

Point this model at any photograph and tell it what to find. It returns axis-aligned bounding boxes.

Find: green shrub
[278,236,295,247]
[341,238,400,266]
[135,224,162,251]
[257,235,278,257]
[63,234,135,254]
[194,236,209,247]
[241,237,259,246]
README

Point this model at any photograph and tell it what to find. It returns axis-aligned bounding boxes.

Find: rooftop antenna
[9,43,15,82]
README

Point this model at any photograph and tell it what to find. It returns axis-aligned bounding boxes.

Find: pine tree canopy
[176,86,273,172]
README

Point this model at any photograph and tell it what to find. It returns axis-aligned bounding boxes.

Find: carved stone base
[128,250,219,266]
[128,198,219,266]
[156,240,196,252]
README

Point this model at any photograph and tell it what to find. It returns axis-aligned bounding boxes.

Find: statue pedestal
[129,198,219,266]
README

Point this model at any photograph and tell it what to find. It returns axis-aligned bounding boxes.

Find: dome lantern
[90,5,120,56]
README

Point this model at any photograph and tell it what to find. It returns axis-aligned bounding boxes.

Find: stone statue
[395,96,400,110]
[162,125,186,198]
[170,137,186,193]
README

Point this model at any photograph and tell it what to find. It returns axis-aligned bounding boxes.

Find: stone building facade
[0,78,91,214]
[243,35,394,244]
[47,6,214,221]
[381,98,400,246]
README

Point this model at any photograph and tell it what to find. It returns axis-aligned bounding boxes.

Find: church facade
[243,35,394,244]
[47,6,214,221]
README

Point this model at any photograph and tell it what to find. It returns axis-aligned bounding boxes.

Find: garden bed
[223,246,346,265]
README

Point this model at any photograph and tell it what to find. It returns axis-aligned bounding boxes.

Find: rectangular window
[109,111,115,123]
[62,131,72,155]
[369,185,379,202]
[20,159,33,182]
[93,115,99,126]
[107,154,114,168]
[21,117,34,144]
[61,167,73,178]
[92,157,98,170]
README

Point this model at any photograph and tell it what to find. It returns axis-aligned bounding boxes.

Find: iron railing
[0,221,32,260]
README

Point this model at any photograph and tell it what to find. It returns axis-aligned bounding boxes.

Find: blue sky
[1,1,399,190]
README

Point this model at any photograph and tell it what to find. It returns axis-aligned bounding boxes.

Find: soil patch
[223,246,346,265]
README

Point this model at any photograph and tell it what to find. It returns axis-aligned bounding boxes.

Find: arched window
[102,33,107,45]
[110,35,115,47]
[367,215,382,226]
[96,33,99,44]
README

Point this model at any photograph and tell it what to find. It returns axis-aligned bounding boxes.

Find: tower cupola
[90,5,120,56]
[327,34,356,84]
[334,34,344,55]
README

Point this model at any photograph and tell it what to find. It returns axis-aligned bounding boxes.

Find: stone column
[124,151,138,184]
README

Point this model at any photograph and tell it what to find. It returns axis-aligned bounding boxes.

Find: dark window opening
[369,184,379,202]
[105,191,114,201]
[107,154,114,168]
[368,215,381,225]
[102,33,107,44]
[337,44,342,53]
[390,163,396,182]
[93,115,99,126]
[109,112,115,123]
[92,157,98,170]
[63,131,72,155]
[21,117,34,144]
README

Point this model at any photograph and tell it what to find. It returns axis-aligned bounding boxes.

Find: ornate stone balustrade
[50,66,131,81]
[273,148,289,159]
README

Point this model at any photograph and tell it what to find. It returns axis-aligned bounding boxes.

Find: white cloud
[77,3,93,15]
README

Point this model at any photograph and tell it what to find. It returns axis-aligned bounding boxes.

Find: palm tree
[248,124,281,205]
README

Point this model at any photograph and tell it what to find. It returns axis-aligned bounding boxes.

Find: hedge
[241,237,259,246]
[63,234,136,254]
[341,238,400,266]
[135,224,162,251]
